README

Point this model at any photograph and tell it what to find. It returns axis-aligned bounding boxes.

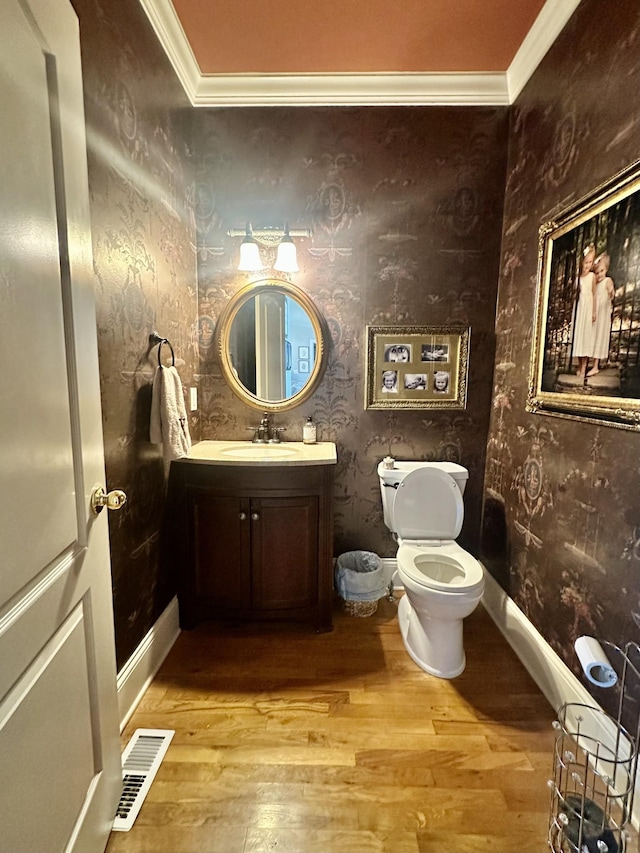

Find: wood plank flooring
[106,598,557,853]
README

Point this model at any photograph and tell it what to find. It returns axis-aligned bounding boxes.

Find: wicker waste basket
[335,551,386,617]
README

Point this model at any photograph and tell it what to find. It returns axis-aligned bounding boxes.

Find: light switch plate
[189,386,197,411]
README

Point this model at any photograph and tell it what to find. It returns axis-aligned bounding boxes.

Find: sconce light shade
[274,231,299,273]
[237,226,264,271]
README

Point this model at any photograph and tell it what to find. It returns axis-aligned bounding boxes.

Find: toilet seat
[393,466,464,541]
[397,541,484,595]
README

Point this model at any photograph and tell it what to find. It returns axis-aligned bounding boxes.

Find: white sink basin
[220,444,297,459]
[185,440,337,466]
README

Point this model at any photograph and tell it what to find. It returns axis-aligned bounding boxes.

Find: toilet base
[397,594,466,679]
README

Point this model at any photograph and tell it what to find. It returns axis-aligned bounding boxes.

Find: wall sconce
[229,223,311,273]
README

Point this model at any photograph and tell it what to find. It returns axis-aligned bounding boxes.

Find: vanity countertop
[184,440,337,467]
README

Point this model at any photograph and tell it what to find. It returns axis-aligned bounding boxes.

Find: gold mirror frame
[215,278,329,412]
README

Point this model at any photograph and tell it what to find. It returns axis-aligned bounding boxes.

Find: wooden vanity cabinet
[167,461,334,631]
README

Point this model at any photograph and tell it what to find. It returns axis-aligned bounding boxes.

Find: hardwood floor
[106,598,557,853]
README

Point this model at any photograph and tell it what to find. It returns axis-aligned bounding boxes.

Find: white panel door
[0,0,122,850]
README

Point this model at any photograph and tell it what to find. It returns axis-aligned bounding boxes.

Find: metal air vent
[112,728,175,832]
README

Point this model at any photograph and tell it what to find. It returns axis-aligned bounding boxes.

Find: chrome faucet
[247,412,286,443]
[258,413,270,442]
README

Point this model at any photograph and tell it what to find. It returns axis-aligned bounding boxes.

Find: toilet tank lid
[377,459,468,483]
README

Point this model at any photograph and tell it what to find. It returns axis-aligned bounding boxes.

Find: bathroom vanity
[166,441,336,632]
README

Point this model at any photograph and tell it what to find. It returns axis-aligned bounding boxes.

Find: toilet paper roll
[575,636,617,688]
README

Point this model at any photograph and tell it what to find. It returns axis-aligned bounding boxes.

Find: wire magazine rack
[548,640,640,853]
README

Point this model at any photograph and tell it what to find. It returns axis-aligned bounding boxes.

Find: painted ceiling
[140,0,582,105]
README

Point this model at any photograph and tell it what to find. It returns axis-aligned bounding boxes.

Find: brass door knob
[91,486,127,515]
[251,512,260,521]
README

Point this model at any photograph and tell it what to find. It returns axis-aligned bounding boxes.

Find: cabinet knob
[239,512,247,520]
[251,512,260,521]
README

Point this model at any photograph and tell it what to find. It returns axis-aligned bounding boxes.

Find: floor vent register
[112,728,175,832]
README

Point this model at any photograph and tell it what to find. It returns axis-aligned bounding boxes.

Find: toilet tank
[377,460,469,533]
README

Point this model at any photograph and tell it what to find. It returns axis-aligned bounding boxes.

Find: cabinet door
[191,491,251,610]
[251,496,319,610]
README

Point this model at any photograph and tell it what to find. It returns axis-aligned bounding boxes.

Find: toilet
[378,460,484,678]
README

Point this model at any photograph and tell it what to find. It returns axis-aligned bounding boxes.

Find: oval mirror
[215,278,329,412]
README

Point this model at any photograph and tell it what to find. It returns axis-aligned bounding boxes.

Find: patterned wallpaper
[191,107,508,559]
[483,0,640,684]
[71,0,198,667]
[70,0,640,682]
[70,0,507,667]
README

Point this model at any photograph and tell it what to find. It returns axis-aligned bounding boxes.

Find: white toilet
[378,460,484,678]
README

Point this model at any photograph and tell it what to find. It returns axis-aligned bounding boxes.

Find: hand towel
[150,365,191,473]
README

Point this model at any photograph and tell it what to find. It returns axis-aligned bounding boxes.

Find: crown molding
[507,0,582,102]
[138,0,581,107]
[137,0,200,102]
[193,73,509,107]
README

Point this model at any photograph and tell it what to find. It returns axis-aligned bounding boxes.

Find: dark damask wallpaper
[483,0,640,686]
[191,107,508,559]
[66,0,640,680]
[71,0,199,667]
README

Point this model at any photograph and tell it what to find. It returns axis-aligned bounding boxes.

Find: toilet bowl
[378,461,485,678]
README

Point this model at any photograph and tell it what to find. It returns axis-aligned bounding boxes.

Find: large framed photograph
[528,159,640,430]
[365,325,470,409]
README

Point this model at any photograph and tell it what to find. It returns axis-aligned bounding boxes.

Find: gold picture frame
[528,159,640,431]
[365,325,470,410]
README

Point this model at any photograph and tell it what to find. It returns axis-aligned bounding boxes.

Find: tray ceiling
[139,0,583,105]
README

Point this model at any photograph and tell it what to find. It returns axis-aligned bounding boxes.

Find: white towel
[150,365,191,473]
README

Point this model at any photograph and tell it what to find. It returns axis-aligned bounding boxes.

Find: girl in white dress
[572,244,597,378]
[587,252,615,377]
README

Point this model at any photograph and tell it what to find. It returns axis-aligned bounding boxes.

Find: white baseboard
[480,567,595,712]
[116,596,180,731]
[380,557,398,589]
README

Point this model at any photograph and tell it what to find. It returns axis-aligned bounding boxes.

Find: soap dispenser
[302,415,317,445]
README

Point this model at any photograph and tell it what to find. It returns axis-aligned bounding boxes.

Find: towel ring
[149,331,175,367]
